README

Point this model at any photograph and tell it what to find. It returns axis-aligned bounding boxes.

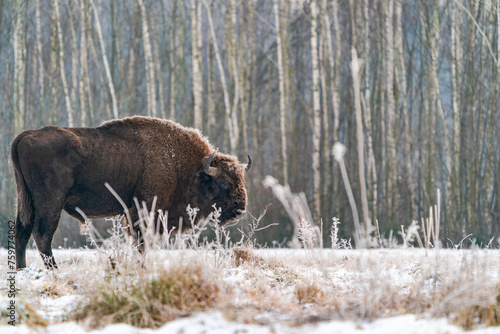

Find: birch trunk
[451,1,461,181]
[239,0,251,154]
[331,0,341,139]
[362,89,377,222]
[202,0,237,153]
[69,0,79,125]
[319,0,331,203]
[363,0,377,220]
[54,0,74,127]
[151,17,165,120]
[319,27,331,211]
[169,1,177,121]
[429,2,450,189]
[90,0,119,119]
[351,49,371,239]
[13,0,25,130]
[248,0,258,153]
[310,0,321,222]
[191,0,202,128]
[229,0,240,152]
[385,0,395,214]
[49,8,59,122]
[35,0,44,113]
[138,0,157,117]
[79,0,88,126]
[274,0,288,184]
[207,42,214,131]
[395,0,415,216]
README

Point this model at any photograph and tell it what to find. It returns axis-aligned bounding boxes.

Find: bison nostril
[235,209,246,218]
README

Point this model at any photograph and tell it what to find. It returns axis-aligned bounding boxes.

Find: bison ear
[203,150,219,177]
[245,154,252,172]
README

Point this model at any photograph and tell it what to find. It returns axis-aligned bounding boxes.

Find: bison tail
[11,132,34,227]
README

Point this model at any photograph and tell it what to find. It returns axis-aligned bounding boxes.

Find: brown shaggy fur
[11,116,250,269]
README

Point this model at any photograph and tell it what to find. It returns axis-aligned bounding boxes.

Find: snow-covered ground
[4,312,499,334]
[1,248,499,333]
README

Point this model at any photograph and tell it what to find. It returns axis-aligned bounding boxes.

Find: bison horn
[203,150,218,177]
[245,154,252,172]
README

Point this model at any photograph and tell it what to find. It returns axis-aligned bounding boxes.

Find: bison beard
[11,116,251,269]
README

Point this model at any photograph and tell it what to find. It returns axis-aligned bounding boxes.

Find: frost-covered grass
[1,247,499,333]
[1,202,498,333]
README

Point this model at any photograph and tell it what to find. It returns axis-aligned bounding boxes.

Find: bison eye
[217,181,228,190]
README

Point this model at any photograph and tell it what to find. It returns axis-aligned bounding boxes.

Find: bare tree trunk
[229,0,240,152]
[428,2,450,204]
[191,0,202,128]
[247,0,258,154]
[169,1,177,121]
[319,25,330,213]
[89,33,111,119]
[239,1,251,154]
[49,7,59,123]
[151,16,165,120]
[319,0,332,208]
[274,0,288,185]
[395,0,415,217]
[137,0,157,117]
[13,0,25,130]
[79,0,89,126]
[207,42,214,132]
[90,0,119,119]
[451,1,461,186]
[362,90,377,223]
[69,0,80,125]
[351,49,371,239]
[362,0,377,221]
[202,0,237,153]
[310,0,321,222]
[54,0,74,127]
[384,0,396,217]
[331,0,341,140]
[35,0,44,115]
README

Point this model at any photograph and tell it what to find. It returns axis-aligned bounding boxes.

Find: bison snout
[234,209,246,219]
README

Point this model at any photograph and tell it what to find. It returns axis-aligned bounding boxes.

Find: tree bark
[191,0,203,129]
[90,0,119,119]
[13,0,25,130]
[274,0,288,185]
[384,0,396,217]
[310,0,321,222]
[229,0,240,152]
[35,0,44,117]
[169,1,178,121]
[202,0,238,153]
[351,49,371,239]
[151,12,166,119]
[54,0,74,127]
[331,0,341,140]
[137,0,157,117]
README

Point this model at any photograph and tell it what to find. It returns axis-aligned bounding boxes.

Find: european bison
[11,116,251,269]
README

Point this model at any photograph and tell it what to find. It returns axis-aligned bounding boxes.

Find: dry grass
[452,292,500,330]
[2,202,499,331]
[75,260,220,328]
[2,247,499,330]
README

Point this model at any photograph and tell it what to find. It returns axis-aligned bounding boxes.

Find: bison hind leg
[15,217,34,270]
[32,213,61,269]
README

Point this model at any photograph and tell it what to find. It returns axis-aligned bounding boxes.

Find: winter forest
[0,0,499,248]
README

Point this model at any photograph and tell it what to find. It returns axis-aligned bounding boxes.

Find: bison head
[191,150,252,224]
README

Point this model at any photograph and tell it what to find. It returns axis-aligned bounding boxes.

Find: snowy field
[1,248,499,333]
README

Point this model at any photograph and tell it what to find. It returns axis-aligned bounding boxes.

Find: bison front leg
[32,213,61,269]
[124,206,145,252]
